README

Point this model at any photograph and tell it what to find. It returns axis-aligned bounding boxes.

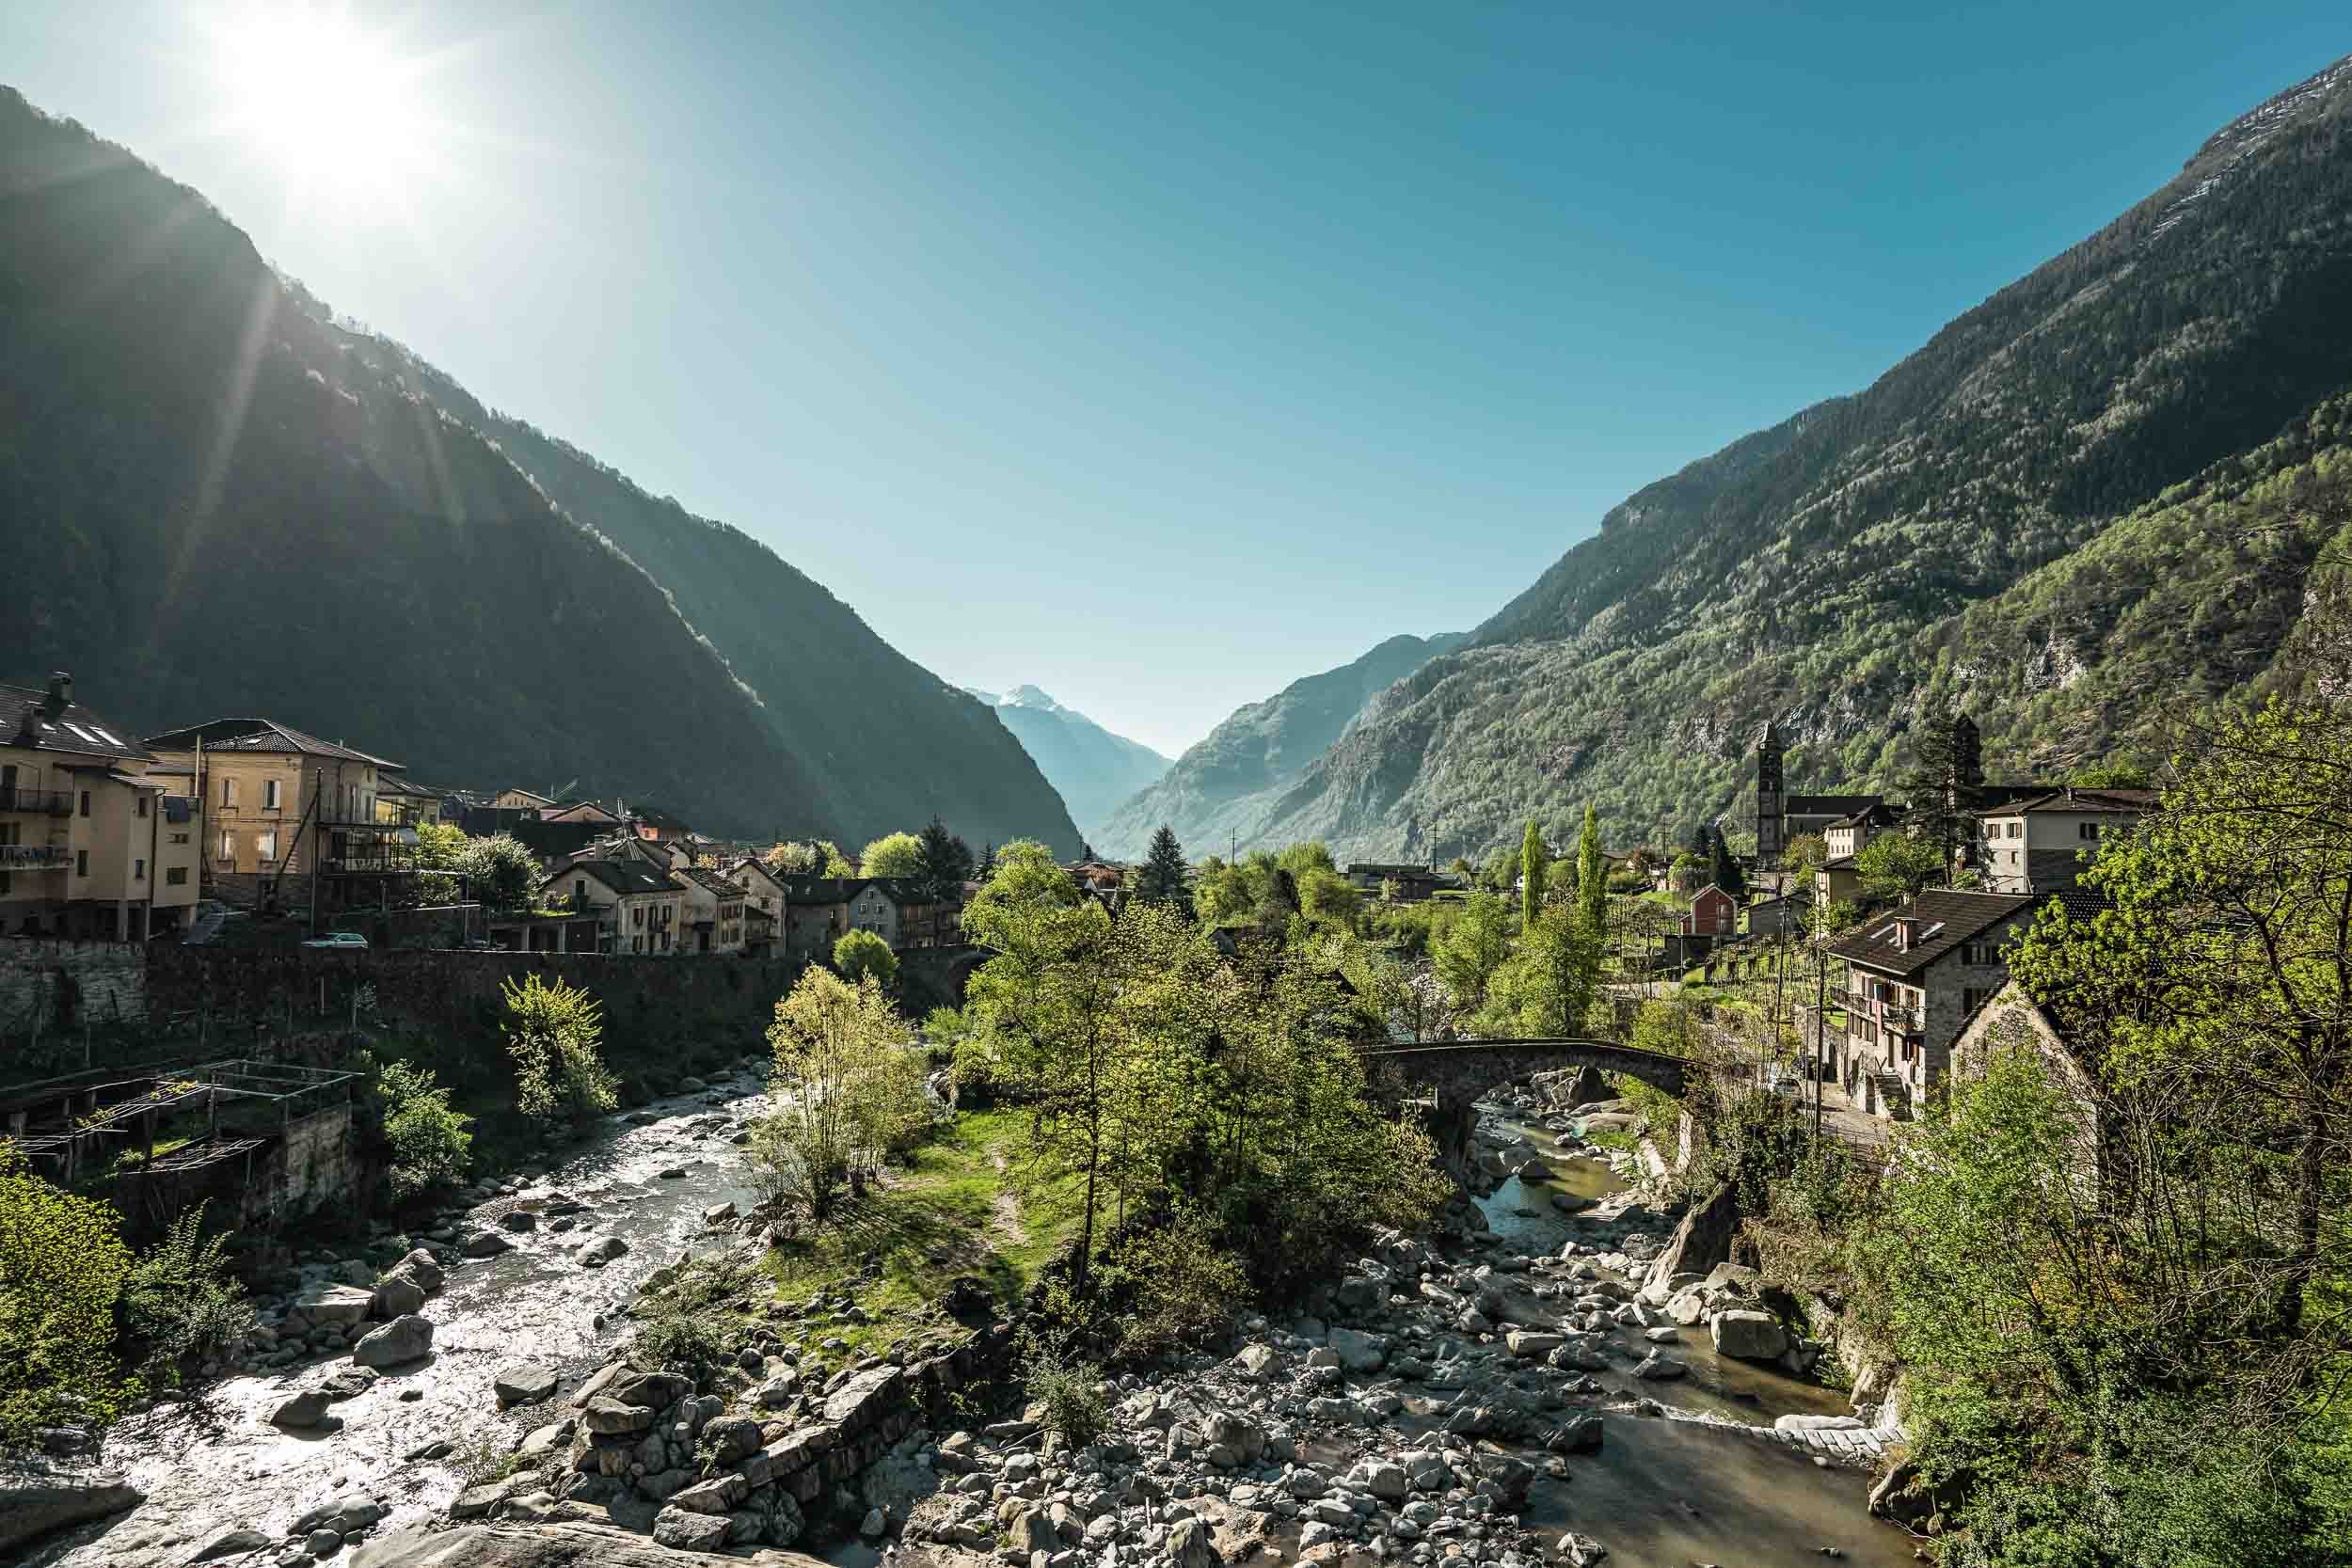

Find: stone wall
[276,1104,360,1213]
[0,940,148,1036]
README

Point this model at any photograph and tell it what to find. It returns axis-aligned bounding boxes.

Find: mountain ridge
[961,685,1169,848]
[0,86,1082,854]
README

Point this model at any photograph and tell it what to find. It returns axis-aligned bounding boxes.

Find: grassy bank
[757,1107,1085,1359]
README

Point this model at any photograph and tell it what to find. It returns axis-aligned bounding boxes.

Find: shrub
[631,1308,724,1382]
[1102,1211,1250,1361]
[118,1202,254,1387]
[378,1060,473,1200]
[764,969,923,1221]
[501,973,619,1127]
[833,928,897,989]
[1023,1345,1109,1449]
[0,1141,137,1446]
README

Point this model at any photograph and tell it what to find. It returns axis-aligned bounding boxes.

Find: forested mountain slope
[1241,53,2352,859]
[1095,632,1464,859]
[0,88,1080,851]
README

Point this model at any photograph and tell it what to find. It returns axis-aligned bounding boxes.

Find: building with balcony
[1969,787,2159,894]
[1824,888,2100,1120]
[1,673,202,940]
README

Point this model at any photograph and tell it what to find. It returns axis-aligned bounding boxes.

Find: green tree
[833,927,898,988]
[761,969,923,1220]
[1897,697,1978,863]
[118,1203,252,1389]
[501,973,619,1126]
[1576,804,1608,945]
[1784,831,1830,876]
[1135,825,1190,904]
[412,820,470,904]
[1435,891,1514,1012]
[464,832,540,912]
[377,1059,473,1200]
[913,816,975,902]
[1520,819,1550,926]
[1853,830,1945,903]
[2070,760,2153,788]
[858,831,924,879]
[764,841,818,874]
[0,1143,140,1444]
[1708,827,1747,897]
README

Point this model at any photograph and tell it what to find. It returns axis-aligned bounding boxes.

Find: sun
[212,4,435,208]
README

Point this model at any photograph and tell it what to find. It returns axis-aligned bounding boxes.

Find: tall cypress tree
[1521,819,1550,927]
[1708,828,1746,897]
[1577,803,1607,939]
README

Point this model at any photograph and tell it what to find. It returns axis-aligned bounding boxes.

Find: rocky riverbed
[19,1074,1915,1568]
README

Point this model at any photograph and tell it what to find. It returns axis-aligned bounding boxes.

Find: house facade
[547,859,683,955]
[1821,802,1900,863]
[143,718,396,909]
[673,867,747,955]
[727,858,790,928]
[1679,884,1738,936]
[1825,889,2092,1119]
[1,674,202,940]
[1971,787,2157,895]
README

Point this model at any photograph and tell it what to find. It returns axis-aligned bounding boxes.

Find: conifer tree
[1709,829,1746,897]
[1136,825,1190,905]
[1521,819,1550,927]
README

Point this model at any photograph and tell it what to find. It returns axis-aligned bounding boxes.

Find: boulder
[1556,1532,1610,1566]
[1642,1181,1740,1294]
[1326,1326,1387,1371]
[292,1284,377,1327]
[701,1202,738,1227]
[652,1505,734,1552]
[0,1468,144,1556]
[1168,1516,1223,1568]
[351,1314,435,1368]
[1663,1291,1708,1325]
[1359,1461,1409,1502]
[1545,1413,1605,1454]
[573,1236,628,1267]
[1503,1330,1563,1358]
[494,1362,559,1408]
[271,1388,332,1428]
[394,1249,445,1291]
[190,1527,275,1561]
[581,1398,657,1435]
[370,1275,428,1321]
[1709,1309,1788,1362]
[460,1230,515,1259]
[293,1492,386,1536]
[1235,1344,1279,1380]
[1630,1352,1686,1381]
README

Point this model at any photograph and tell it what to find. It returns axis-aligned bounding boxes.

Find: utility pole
[308,772,323,939]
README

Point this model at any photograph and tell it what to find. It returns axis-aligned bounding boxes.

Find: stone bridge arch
[1361,1038,1687,1109]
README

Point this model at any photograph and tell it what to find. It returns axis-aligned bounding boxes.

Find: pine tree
[977,843,997,880]
[914,816,976,902]
[1521,819,1550,927]
[1708,828,1746,897]
[1898,699,1977,872]
[1689,820,1714,862]
[1576,803,1607,940]
[1137,825,1189,904]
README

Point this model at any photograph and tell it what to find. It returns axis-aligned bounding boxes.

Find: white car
[301,931,370,950]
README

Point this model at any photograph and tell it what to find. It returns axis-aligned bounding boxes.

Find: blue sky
[5,3,2346,756]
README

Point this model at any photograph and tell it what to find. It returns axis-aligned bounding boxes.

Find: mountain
[0,87,1081,853]
[1208,54,2352,861]
[1095,633,1467,860]
[958,686,1169,848]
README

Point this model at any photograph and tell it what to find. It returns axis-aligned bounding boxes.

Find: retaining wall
[0,940,148,1032]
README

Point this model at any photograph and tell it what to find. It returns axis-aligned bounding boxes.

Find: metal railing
[0,786,72,816]
[0,843,71,869]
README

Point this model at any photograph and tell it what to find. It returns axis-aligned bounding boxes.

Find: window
[75,849,88,877]
[633,906,646,927]
[134,858,145,880]
[632,935,644,954]
[257,831,278,862]
[574,879,587,906]
[265,778,282,810]
[166,866,188,886]
[1962,942,2001,966]
[136,796,149,818]
[78,790,90,816]
[220,832,236,862]
[170,832,188,845]
[222,777,238,808]
[2079,822,2101,840]
[2006,821,2022,838]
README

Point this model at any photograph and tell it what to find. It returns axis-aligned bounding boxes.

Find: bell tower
[1756,721,1787,863]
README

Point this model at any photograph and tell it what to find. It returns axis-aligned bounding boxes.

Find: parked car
[301,931,370,950]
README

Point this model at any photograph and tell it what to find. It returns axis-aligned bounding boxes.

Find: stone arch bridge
[1361,1038,1688,1110]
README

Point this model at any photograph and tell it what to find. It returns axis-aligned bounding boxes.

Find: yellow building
[1,673,202,940]
[142,717,397,911]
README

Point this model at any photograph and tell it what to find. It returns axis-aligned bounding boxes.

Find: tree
[1897,697,1979,863]
[761,969,923,1221]
[464,832,540,913]
[376,1060,473,1200]
[764,841,818,874]
[1689,820,1714,862]
[0,1141,137,1445]
[413,820,469,904]
[977,843,997,880]
[2070,760,2153,788]
[816,841,856,877]
[859,832,924,879]
[1136,826,1190,904]
[1520,819,1550,926]
[1708,828,1747,898]
[1784,832,1830,876]
[501,974,619,1126]
[913,817,975,902]
[833,927,898,989]
[1434,892,1514,1013]
[1853,831,1945,903]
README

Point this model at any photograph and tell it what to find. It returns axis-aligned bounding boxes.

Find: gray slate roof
[3,682,153,763]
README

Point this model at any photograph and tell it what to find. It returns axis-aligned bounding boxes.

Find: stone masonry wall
[0,939,148,1035]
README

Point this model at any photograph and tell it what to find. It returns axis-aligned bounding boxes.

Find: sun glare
[213,5,434,210]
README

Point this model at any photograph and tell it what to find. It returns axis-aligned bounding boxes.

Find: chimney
[1892,917,1915,953]
[45,671,71,711]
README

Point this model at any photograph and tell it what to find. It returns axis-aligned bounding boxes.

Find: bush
[833,928,897,988]
[1023,1345,1109,1449]
[378,1060,473,1200]
[463,832,542,913]
[501,973,619,1127]
[0,1142,137,1446]
[118,1202,254,1387]
[631,1308,724,1382]
[1100,1211,1249,1361]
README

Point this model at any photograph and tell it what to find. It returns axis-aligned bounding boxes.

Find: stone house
[673,867,748,955]
[1970,787,2158,894]
[547,859,683,955]
[143,716,397,909]
[773,875,855,961]
[1825,889,2098,1119]
[727,858,791,926]
[1950,979,2106,1193]
[1821,801,1901,863]
[0,673,202,940]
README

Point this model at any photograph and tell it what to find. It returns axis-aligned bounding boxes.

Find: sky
[4,3,2346,757]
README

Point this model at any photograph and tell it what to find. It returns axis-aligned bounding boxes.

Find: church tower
[1756,721,1787,863]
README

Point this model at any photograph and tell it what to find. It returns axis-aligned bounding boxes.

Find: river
[26,1061,774,1568]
